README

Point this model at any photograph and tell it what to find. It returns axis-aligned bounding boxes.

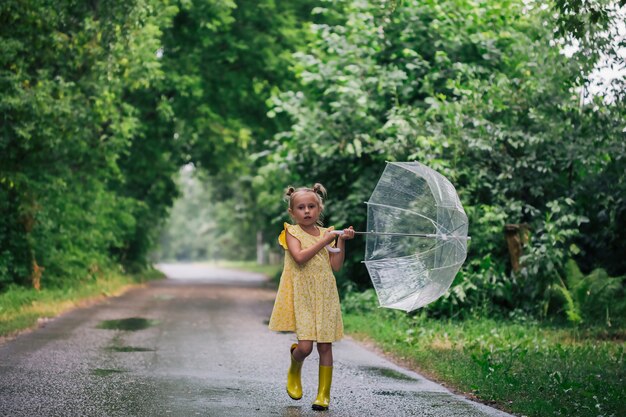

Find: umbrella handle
[326,230,344,253]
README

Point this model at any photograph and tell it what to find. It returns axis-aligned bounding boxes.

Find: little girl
[268,183,354,411]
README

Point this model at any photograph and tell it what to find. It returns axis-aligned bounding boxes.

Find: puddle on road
[410,391,488,415]
[282,405,305,416]
[361,366,418,381]
[97,317,158,331]
[106,346,155,352]
[202,387,242,395]
[91,368,127,376]
[374,390,408,397]
[201,387,242,402]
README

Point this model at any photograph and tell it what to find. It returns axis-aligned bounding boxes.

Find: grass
[342,289,626,417]
[0,268,164,339]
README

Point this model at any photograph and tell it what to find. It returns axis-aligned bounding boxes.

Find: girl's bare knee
[316,342,332,354]
[297,340,314,357]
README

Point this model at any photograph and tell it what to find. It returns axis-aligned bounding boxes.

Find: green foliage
[0,187,31,287]
[252,0,626,319]
[562,259,626,326]
[1,0,315,288]
[150,0,320,266]
[341,287,380,315]
[0,0,175,288]
[519,199,589,320]
[343,293,626,417]
[427,254,514,318]
[156,167,258,262]
[552,0,626,79]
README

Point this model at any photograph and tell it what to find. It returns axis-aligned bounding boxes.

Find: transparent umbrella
[334,161,469,312]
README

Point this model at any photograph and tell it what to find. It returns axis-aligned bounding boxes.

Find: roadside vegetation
[0,269,163,338]
[343,289,625,417]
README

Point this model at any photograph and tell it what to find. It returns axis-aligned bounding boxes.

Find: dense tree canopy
[1,0,316,287]
[242,0,626,320]
[1,0,178,287]
[2,0,624,323]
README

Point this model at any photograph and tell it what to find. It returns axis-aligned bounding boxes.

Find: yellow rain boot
[287,344,303,400]
[312,365,333,411]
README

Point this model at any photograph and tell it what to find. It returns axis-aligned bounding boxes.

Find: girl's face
[289,192,322,227]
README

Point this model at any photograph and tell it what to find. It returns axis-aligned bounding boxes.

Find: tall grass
[343,289,626,417]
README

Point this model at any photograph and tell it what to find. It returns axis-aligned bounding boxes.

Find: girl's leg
[292,340,313,362]
[316,342,333,366]
[287,340,313,400]
[312,342,333,411]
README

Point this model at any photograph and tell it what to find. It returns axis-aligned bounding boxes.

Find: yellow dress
[268,223,344,343]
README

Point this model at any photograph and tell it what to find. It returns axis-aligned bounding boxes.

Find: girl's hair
[285,183,327,225]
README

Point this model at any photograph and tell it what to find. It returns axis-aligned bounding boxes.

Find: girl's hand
[339,226,355,240]
[323,230,338,244]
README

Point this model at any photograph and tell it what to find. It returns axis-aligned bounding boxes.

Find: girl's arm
[329,227,355,271]
[286,230,336,265]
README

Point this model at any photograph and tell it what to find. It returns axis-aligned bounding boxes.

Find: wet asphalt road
[0,264,514,417]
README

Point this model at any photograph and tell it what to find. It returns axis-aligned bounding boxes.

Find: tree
[253,0,626,315]
[0,0,177,287]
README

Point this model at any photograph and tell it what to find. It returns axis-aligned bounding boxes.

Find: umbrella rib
[361,237,469,269]
[357,231,470,239]
[366,201,424,216]
[365,201,439,229]
[363,255,466,272]
[364,241,467,264]
[436,223,470,252]
[360,202,470,241]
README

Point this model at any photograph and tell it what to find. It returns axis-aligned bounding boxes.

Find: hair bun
[284,186,296,198]
[312,183,327,198]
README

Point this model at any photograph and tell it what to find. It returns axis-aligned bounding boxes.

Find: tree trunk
[504,223,529,273]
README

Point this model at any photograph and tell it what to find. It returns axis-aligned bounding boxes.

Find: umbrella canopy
[363,162,469,312]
